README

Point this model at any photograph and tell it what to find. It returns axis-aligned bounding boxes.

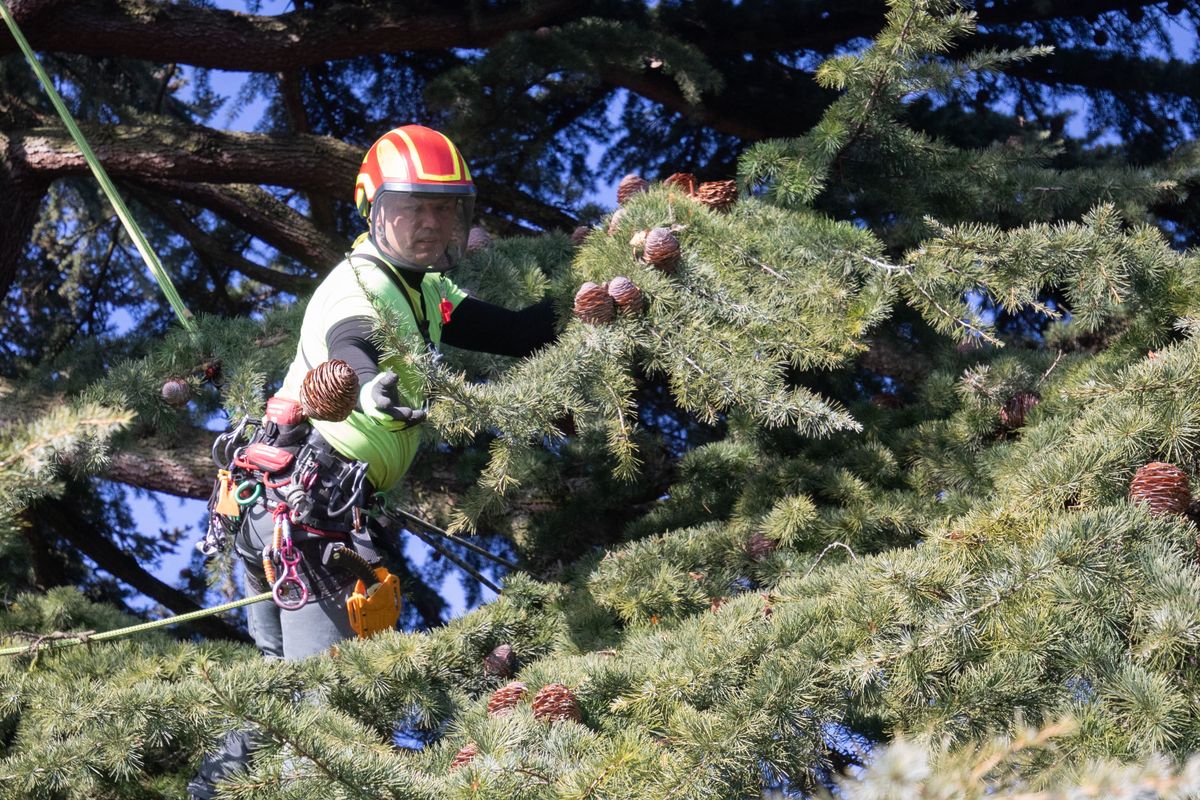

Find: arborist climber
[189,124,557,799]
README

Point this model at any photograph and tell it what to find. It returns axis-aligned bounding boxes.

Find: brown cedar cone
[1000,391,1040,430]
[607,276,645,314]
[710,597,726,613]
[531,683,581,724]
[300,359,360,422]
[574,282,615,325]
[484,644,516,678]
[571,225,591,246]
[617,173,649,206]
[607,207,626,236]
[466,226,492,252]
[450,742,479,770]
[486,681,528,716]
[696,180,738,212]
[643,227,681,273]
[161,378,191,407]
[663,172,697,195]
[746,531,777,562]
[1130,461,1192,517]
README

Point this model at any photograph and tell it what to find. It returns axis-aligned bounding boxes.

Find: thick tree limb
[27,491,250,642]
[6,124,361,192]
[0,153,48,308]
[1,0,581,70]
[133,179,345,272]
[132,188,318,295]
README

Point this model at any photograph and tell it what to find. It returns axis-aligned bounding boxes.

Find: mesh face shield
[368,188,475,274]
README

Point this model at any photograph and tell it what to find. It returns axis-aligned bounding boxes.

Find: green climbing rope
[0,0,197,334]
[0,591,274,658]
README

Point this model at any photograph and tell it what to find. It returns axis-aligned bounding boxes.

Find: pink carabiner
[270,539,308,610]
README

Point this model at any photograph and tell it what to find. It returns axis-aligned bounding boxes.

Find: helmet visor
[369,188,475,273]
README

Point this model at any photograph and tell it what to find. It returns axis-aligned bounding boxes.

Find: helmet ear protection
[355,126,475,273]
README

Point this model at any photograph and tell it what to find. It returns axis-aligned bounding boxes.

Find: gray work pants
[187,502,357,799]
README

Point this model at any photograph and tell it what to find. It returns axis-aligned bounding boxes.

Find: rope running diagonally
[0,591,273,658]
[0,0,197,334]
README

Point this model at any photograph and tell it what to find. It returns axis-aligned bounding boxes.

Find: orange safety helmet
[355,125,476,272]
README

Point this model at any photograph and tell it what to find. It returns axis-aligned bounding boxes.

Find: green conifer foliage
[8,1,1200,797]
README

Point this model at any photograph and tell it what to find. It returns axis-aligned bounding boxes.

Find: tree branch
[132,179,345,272]
[27,490,250,642]
[132,187,318,295]
[1,0,582,70]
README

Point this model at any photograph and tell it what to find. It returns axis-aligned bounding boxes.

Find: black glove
[369,371,427,423]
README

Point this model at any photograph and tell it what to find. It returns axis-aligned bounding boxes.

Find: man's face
[376,194,459,266]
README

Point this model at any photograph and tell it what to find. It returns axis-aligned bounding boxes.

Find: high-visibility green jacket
[277,239,467,490]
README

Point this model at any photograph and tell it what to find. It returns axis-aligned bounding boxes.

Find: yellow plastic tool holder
[346,567,402,638]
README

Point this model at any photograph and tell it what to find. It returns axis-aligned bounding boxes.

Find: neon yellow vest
[278,240,467,490]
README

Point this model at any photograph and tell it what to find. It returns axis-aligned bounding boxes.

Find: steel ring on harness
[271,543,308,610]
[235,480,263,506]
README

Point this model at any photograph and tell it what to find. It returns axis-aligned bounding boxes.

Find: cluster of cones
[450,644,583,771]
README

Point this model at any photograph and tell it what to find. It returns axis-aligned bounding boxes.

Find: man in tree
[189,124,556,799]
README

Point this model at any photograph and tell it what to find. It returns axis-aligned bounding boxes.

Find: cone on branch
[300,359,360,422]
[696,180,738,212]
[607,276,645,314]
[746,531,777,562]
[487,681,527,716]
[643,227,681,273]
[1000,391,1040,430]
[607,208,626,236]
[617,173,649,206]
[483,643,516,678]
[450,742,479,770]
[467,226,492,252]
[663,172,697,196]
[161,378,191,407]
[571,225,591,246]
[574,282,616,325]
[531,683,581,724]
[1129,461,1192,517]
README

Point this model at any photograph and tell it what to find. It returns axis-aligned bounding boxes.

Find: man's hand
[368,371,427,423]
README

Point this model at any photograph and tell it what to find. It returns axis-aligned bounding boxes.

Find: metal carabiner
[271,542,308,610]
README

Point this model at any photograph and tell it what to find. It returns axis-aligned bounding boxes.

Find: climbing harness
[0,0,196,334]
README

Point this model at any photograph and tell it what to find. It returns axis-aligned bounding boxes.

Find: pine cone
[300,359,360,422]
[607,207,626,236]
[663,172,697,196]
[467,226,492,252]
[161,378,192,407]
[696,180,738,212]
[571,225,591,246]
[1130,461,1192,517]
[484,644,516,678]
[486,681,527,716]
[617,173,649,206]
[531,683,581,724]
[450,742,478,770]
[574,282,616,325]
[607,276,645,314]
[1000,391,1040,430]
[643,227,681,273]
[746,531,777,562]
[710,597,726,613]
